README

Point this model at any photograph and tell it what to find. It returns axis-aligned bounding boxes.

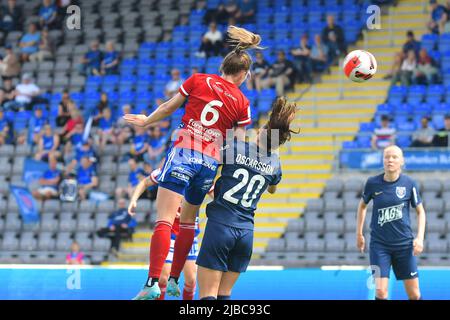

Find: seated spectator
[428,0,446,34]
[32,155,61,200]
[130,127,149,162]
[93,92,109,126]
[247,51,270,91]
[97,107,117,151]
[414,48,438,85]
[261,50,296,96]
[321,14,346,63]
[3,73,41,111]
[0,79,15,106]
[383,52,404,80]
[371,115,396,149]
[198,22,223,58]
[205,0,237,24]
[291,34,313,83]
[235,0,256,23]
[164,68,184,99]
[0,44,21,80]
[101,41,120,75]
[77,156,98,200]
[438,0,450,33]
[432,114,450,147]
[410,116,435,147]
[310,34,329,72]
[78,40,102,76]
[66,241,85,265]
[0,108,10,145]
[35,124,61,161]
[96,198,137,256]
[39,0,58,29]
[19,22,41,62]
[115,158,146,200]
[61,106,83,142]
[0,0,24,32]
[116,104,133,145]
[28,105,47,145]
[391,49,416,87]
[144,125,167,169]
[29,27,55,62]
[56,90,71,127]
[402,30,421,58]
[63,122,84,160]
[66,139,97,174]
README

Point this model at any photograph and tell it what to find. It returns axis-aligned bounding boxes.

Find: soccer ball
[343,50,377,83]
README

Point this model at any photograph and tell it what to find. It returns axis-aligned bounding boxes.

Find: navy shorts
[157,145,218,205]
[369,241,418,280]
[196,220,253,273]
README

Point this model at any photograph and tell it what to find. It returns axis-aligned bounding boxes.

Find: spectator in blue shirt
[96,198,137,255]
[98,107,117,151]
[32,155,61,200]
[115,158,146,200]
[28,105,47,145]
[130,127,149,162]
[78,40,102,76]
[428,0,447,34]
[39,0,58,29]
[0,0,24,32]
[35,124,61,161]
[77,156,98,200]
[101,41,120,75]
[66,139,97,174]
[236,0,256,23]
[144,125,167,169]
[0,108,10,145]
[402,30,421,58]
[19,22,41,62]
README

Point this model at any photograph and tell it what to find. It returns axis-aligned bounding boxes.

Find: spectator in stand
[0,79,15,107]
[78,40,102,76]
[205,0,238,25]
[115,158,146,200]
[291,34,313,83]
[56,90,71,127]
[101,41,120,75]
[144,125,167,169]
[310,34,329,72]
[371,115,396,149]
[432,114,450,147]
[28,105,47,145]
[60,106,83,142]
[0,44,21,80]
[65,139,97,174]
[93,92,109,126]
[3,73,41,111]
[116,104,133,145]
[29,27,55,62]
[246,51,270,91]
[39,0,58,29]
[35,124,61,161]
[427,0,446,34]
[235,0,256,24]
[164,68,184,99]
[0,108,10,145]
[96,198,137,256]
[32,155,61,200]
[130,127,149,162]
[391,49,416,87]
[438,0,450,33]
[261,50,296,96]
[97,107,117,151]
[0,0,24,32]
[19,22,41,62]
[410,116,435,147]
[413,48,438,85]
[383,52,403,80]
[62,122,84,161]
[321,14,346,63]
[402,30,421,58]
[77,156,98,200]
[198,22,223,58]
[66,241,85,265]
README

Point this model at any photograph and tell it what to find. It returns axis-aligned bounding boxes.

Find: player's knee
[408,290,421,300]
[375,288,388,300]
[184,277,196,290]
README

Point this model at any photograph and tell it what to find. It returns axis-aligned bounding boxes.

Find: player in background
[124,26,262,300]
[128,168,213,300]
[197,97,298,300]
[356,145,426,300]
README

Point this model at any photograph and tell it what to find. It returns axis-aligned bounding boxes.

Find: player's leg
[182,260,198,300]
[198,266,223,300]
[217,271,240,300]
[403,278,421,300]
[370,242,392,300]
[392,245,421,300]
[157,263,172,300]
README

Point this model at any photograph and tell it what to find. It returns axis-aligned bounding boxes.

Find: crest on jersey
[396,186,406,199]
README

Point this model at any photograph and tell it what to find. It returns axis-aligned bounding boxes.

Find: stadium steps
[255,0,429,264]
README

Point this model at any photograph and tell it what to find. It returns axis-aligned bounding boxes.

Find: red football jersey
[176,73,251,160]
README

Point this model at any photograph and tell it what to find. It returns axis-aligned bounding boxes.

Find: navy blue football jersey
[362,173,422,247]
[206,140,282,230]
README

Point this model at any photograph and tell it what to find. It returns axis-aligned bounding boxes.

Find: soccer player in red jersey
[125,26,262,300]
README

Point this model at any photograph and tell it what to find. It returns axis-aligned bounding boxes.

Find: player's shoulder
[399,174,417,186]
[366,173,384,185]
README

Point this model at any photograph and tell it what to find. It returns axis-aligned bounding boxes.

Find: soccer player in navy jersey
[357,145,426,300]
[196,97,298,300]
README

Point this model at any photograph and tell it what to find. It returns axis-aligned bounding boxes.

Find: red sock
[183,284,196,300]
[157,284,166,300]
[149,221,172,279]
[170,222,195,278]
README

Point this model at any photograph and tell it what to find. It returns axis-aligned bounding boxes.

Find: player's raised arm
[128,171,159,216]
[123,93,186,128]
[413,203,426,256]
[356,199,367,253]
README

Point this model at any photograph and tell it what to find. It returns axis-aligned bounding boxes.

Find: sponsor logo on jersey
[378,203,404,227]
[170,171,190,183]
[396,186,406,199]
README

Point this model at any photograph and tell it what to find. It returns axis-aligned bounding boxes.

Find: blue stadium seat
[433,102,450,114]
[432,113,445,129]
[422,33,439,51]
[388,85,407,105]
[342,141,358,149]
[426,84,444,104]
[376,103,393,114]
[396,135,411,148]
[394,103,413,115]
[395,120,416,132]
[413,104,432,116]
[359,122,375,132]
[356,135,371,148]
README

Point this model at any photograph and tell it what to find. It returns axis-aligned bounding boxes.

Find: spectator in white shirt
[197,22,223,57]
[391,49,416,87]
[164,68,184,99]
[3,73,40,111]
[411,116,435,147]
